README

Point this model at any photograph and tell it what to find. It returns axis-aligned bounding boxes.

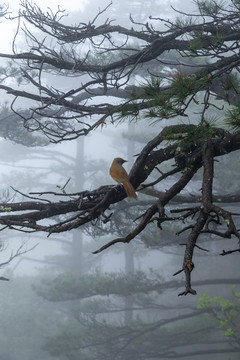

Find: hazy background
[0,1,239,359]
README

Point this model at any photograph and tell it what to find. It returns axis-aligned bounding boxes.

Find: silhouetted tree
[0,0,239,294]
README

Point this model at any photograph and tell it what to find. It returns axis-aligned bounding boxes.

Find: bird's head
[114,158,128,165]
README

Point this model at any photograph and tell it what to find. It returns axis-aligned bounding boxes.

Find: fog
[0,0,239,359]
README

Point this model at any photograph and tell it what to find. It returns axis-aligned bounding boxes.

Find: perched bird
[110,157,137,199]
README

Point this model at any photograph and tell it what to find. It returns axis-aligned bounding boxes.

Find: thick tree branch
[178,140,214,296]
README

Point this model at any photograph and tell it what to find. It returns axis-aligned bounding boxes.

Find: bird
[110,157,137,199]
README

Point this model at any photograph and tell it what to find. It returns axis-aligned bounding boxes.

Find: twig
[220,248,240,256]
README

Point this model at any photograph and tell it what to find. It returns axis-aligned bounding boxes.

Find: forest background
[0,0,239,359]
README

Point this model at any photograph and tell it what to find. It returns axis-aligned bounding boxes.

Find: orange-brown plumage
[110,158,137,199]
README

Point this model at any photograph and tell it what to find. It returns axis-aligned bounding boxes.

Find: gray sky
[1,0,88,51]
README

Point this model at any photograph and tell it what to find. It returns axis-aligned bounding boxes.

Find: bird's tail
[122,180,137,199]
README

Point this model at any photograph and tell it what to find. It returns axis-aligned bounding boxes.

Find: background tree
[0,1,239,360]
[35,272,240,360]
